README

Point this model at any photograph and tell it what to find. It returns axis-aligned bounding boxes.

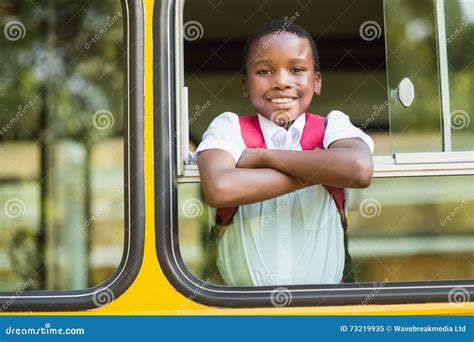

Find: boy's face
[242,32,321,127]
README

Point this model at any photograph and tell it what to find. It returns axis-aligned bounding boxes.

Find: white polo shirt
[194,111,374,286]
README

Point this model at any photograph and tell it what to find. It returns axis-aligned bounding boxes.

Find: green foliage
[0,0,124,142]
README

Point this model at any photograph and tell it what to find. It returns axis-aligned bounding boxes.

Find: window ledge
[178,160,474,183]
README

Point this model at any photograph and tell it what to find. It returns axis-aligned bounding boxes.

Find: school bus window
[0,0,125,291]
[165,0,474,303]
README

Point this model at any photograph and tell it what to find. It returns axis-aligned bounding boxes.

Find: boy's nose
[272,71,292,90]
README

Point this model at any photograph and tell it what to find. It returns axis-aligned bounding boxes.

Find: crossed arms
[198,138,374,208]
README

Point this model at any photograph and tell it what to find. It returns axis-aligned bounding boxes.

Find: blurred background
[179,0,474,285]
[0,0,124,291]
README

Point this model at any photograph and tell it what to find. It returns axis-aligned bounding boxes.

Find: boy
[195,20,374,286]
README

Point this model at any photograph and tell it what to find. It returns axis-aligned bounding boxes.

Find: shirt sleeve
[192,112,246,164]
[323,110,375,153]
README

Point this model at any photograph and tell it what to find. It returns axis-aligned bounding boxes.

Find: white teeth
[270,98,295,104]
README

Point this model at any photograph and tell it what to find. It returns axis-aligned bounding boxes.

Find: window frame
[435,0,453,152]
[0,0,145,312]
[155,0,474,308]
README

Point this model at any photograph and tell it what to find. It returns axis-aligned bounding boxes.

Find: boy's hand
[236,148,267,169]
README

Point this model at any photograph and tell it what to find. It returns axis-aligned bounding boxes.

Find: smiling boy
[195,20,374,286]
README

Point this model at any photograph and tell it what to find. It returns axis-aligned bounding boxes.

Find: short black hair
[241,19,321,74]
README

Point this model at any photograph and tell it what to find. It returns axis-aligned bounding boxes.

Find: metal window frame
[435,0,453,152]
[155,0,474,308]
[177,153,474,183]
[0,0,145,312]
[175,0,188,176]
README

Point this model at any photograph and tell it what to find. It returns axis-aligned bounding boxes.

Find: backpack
[210,113,355,283]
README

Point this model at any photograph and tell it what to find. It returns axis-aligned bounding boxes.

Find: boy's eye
[256,70,272,75]
[291,67,305,73]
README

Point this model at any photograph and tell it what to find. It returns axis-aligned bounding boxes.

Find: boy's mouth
[268,97,297,104]
[266,97,299,110]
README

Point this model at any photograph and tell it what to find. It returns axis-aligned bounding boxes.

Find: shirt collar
[257,113,306,148]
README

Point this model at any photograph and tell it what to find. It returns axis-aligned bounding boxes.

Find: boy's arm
[239,138,374,188]
[198,149,314,208]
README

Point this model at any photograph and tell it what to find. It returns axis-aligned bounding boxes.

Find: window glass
[0,0,124,291]
[179,175,474,284]
[348,175,473,282]
[178,184,217,283]
[384,0,442,153]
[445,0,474,151]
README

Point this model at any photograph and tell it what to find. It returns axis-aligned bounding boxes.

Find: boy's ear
[242,78,249,98]
[314,71,322,96]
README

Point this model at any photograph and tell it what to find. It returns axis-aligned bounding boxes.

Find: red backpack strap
[324,186,346,221]
[302,113,346,219]
[300,113,325,150]
[215,207,239,226]
[239,115,267,148]
[215,116,264,227]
